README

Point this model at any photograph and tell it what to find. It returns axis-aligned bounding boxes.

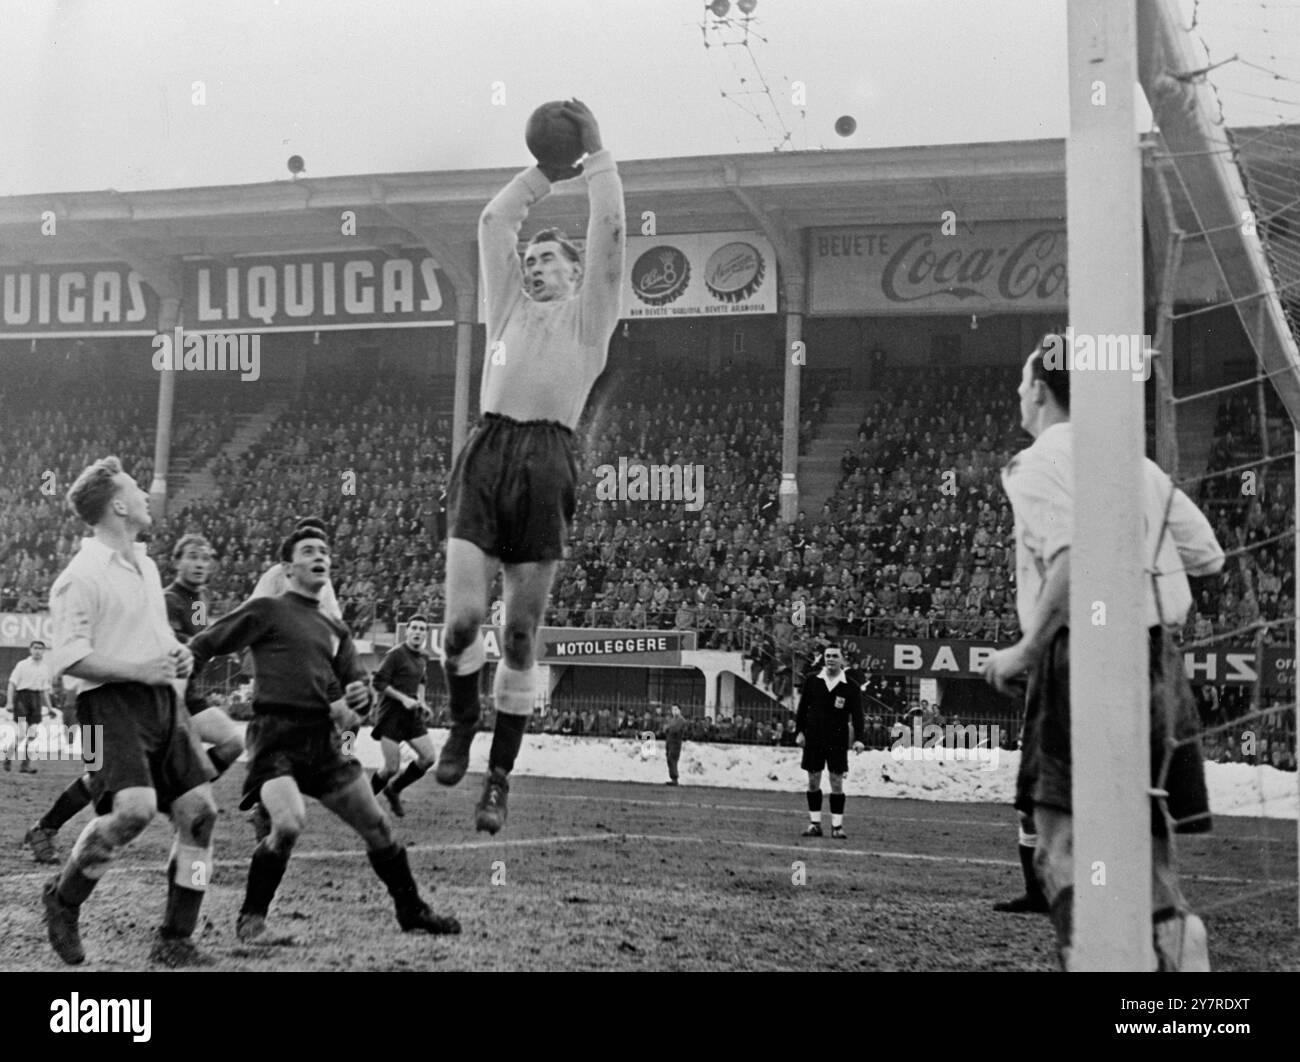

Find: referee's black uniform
[796,668,865,775]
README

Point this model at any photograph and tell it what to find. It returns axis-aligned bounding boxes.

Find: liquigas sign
[184,249,455,331]
[809,220,1067,315]
[1,250,459,337]
[1,262,159,337]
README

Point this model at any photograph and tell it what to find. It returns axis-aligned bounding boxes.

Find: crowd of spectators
[3,360,1295,691]
[170,382,452,625]
[0,385,234,611]
[1196,684,1297,770]
[1190,391,1297,648]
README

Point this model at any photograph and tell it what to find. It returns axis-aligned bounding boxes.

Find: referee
[43,456,218,967]
[795,644,865,839]
[6,640,52,773]
[983,337,1224,972]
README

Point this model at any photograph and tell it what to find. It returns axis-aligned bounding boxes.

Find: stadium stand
[1,358,1292,762]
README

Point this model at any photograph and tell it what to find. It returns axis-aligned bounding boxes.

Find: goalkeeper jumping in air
[435,99,626,834]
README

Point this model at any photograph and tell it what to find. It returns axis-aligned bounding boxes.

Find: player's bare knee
[217,736,244,762]
[180,798,218,847]
[369,812,394,847]
[501,621,535,669]
[829,774,845,794]
[271,813,305,850]
[111,796,157,840]
[415,750,437,771]
[1032,843,1055,884]
[444,613,485,656]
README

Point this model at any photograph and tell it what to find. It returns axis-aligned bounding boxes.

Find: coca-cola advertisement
[809,220,1068,315]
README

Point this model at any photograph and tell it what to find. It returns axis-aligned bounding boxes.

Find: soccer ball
[525,101,585,168]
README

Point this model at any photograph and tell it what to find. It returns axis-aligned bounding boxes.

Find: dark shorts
[1015,627,1211,837]
[76,683,215,816]
[14,690,43,726]
[371,702,429,744]
[447,412,578,564]
[240,712,363,811]
[802,743,849,776]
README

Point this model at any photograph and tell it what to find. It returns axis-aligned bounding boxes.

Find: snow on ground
[5,716,1296,819]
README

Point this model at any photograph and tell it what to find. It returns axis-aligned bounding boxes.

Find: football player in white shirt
[6,640,52,773]
[984,338,1224,972]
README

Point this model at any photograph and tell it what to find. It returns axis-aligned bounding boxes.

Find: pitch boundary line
[540,792,1010,826]
[4,831,1288,886]
[532,794,1298,839]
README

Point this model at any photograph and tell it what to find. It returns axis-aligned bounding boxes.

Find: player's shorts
[801,743,849,775]
[1015,626,1211,837]
[75,683,215,816]
[447,412,578,564]
[14,690,43,726]
[239,711,363,811]
[185,689,210,717]
[370,701,428,744]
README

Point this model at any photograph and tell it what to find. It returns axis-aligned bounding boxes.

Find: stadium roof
[0,139,1068,286]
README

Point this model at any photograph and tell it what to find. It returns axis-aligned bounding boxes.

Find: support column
[779,234,808,524]
[780,304,804,523]
[149,295,182,520]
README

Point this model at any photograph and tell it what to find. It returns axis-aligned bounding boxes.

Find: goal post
[1066,0,1154,971]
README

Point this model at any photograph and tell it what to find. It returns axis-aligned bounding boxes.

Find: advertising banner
[183,248,456,331]
[623,232,776,319]
[1,263,160,337]
[809,220,1068,315]
[844,635,1294,688]
[411,625,697,667]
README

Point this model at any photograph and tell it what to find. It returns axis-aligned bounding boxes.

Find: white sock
[832,813,844,828]
[809,811,821,824]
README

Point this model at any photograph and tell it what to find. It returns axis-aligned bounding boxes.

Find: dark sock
[242,841,291,917]
[161,860,205,938]
[389,761,430,795]
[444,669,482,725]
[828,793,846,815]
[56,866,100,908]
[1019,844,1046,902]
[40,776,93,831]
[372,769,393,795]
[207,746,240,778]
[368,842,420,907]
[806,790,823,812]
[1049,886,1074,966]
[488,713,528,773]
